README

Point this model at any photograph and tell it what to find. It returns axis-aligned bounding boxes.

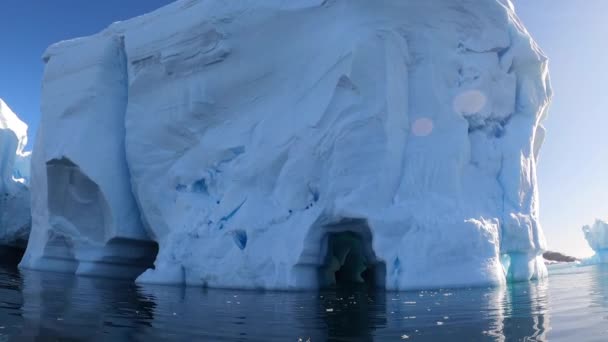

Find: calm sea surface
[0,262,606,341]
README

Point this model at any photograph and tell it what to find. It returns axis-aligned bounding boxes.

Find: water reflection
[317,287,387,341]
[375,281,549,341]
[589,264,608,307]
[5,262,603,341]
[0,264,24,336]
[502,281,550,341]
[14,265,156,340]
[136,284,325,341]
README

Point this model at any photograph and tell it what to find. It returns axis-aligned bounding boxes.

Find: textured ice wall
[0,99,31,248]
[23,0,552,290]
[19,36,157,278]
[582,220,608,263]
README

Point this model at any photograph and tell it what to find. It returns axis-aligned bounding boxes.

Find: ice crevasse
[0,98,31,250]
[20,0,552,290]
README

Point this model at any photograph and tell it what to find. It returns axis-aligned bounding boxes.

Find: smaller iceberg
[582,219,608,263]
[0,98,31,252]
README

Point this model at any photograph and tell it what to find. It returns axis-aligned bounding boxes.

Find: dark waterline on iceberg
[0,262,607,341]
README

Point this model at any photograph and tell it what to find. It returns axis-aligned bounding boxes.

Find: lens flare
[411,118,434,137]
[453,89,487,115]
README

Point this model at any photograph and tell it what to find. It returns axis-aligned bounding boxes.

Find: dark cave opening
[0,244,26,267]
[318,229,385,290]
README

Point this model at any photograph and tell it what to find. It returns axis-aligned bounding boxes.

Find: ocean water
[0,262,606,341]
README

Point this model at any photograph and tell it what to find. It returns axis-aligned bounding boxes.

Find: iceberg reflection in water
[2,263,607,341]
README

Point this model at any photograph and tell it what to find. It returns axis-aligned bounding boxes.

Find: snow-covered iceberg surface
[582,220,608,263]
[22,0,552,290]
[0,99,31,249]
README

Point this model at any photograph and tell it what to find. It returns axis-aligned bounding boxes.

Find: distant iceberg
[0,98,31,249]
[21,0,552,291]
[582,220,608,264]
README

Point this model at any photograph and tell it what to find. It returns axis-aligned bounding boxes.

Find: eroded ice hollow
[21,0,552,290]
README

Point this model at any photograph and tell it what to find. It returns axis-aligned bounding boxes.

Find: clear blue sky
[515,0,608,257]
[0,0,174,147]
[0,1,605,257]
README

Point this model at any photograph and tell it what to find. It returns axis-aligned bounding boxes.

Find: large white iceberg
[582,220,608,263]
[21,0,552,290]
[0,98,31,249]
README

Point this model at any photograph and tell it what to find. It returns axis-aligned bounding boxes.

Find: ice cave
[297,218,386,290]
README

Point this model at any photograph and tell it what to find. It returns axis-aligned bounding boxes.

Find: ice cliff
[582,220,608,263]
[0,99,31,249]
[20,0,552,290]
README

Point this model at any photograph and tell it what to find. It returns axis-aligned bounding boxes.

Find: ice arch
[21,158,158,279]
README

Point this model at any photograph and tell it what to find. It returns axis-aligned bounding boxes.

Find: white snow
[0,98,31,248]
[21,0,552,290]
[582,220,608,263]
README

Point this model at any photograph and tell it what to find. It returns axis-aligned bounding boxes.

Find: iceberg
[582,220,608,263]
[21,0,552,290]
[0,99,31,249]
